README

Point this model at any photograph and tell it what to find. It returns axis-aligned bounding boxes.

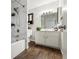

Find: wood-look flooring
[14,41,62,59]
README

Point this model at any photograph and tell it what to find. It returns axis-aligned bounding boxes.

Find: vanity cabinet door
[45,32,60,48]
[35,32,46,45]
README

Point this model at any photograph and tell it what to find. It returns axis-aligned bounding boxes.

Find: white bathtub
[11,40,25,59]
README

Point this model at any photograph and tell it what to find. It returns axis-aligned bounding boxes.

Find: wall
[63,0,67,7]
[27,1,59,41]
[11,0,27,43]
[62,6,67,59]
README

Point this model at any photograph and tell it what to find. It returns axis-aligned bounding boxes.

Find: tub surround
[11,0,27,43]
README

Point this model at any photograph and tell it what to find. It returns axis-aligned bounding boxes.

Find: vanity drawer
[35,32,46,45]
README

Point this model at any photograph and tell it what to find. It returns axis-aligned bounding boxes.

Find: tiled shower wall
[11,0,27,43]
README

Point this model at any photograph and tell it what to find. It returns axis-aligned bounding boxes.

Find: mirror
[41,7,62,30]
[41,12,58,29]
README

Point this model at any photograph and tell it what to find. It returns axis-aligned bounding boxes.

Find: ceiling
[11,0,67,10]
[27,0,58,10]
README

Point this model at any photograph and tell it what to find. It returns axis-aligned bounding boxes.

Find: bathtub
[11,40,25,59]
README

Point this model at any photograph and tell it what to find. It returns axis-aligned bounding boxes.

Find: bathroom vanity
[35,31,61,49]
[35,7,63,49]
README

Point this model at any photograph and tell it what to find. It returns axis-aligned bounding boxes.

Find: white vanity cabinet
[35,31,61,49]
[35,32,46,45]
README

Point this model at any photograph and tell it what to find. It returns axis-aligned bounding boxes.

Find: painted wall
[27,1,59,41]
[62,6,67,59]
[11,0,27,43]
[63,0,67,6]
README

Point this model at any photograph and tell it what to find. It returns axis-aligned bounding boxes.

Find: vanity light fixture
[42,10,53,15]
